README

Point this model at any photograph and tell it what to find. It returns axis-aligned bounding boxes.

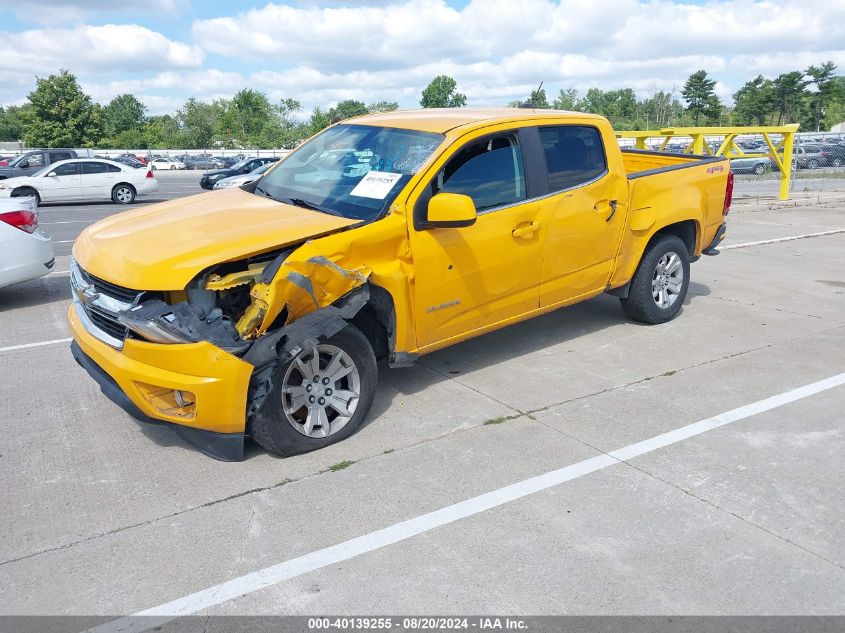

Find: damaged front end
[103,250,373,454]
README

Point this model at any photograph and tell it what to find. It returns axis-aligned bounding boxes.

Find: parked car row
[0,158,159,205]
[200,156,280,189]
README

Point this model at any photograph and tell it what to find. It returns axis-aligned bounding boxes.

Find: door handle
[512,221,541,238]
[594,199,618,222]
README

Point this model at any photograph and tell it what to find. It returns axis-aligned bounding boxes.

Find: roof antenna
[518,81,542,109]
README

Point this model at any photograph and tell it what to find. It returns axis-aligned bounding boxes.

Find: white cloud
[0,24,203,75]
[1,0,844,115]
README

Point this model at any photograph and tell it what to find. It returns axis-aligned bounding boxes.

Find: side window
[50,152,73,162]
[50,163,79,176]
[434,135,526,211]
[106,163,122,173]
[27,153,45,167]
[538,126,607,193]
[81,162,109,174]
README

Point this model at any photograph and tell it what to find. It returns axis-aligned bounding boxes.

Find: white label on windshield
[350,171,402,199]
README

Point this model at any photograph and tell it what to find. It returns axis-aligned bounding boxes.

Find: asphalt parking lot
[1,172,844,622]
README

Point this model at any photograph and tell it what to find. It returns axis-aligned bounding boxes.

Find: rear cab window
[538,125,608,192]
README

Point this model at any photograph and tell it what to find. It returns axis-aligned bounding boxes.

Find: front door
[410,131,545,348]
[536,125,629,306]
[40,162,82,201]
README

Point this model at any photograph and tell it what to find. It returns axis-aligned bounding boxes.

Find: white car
[0,158,159,205]
[212,161,276,189]
[0,196,54,289]
[149,158,186,171]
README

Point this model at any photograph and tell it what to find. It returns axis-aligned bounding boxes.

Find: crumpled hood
[73,188,359,291]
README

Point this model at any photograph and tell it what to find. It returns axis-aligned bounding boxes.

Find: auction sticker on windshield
[350,171,403,199]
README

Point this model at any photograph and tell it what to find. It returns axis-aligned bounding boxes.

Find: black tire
[620,234,691,324]
[112,183,136,204]
[807,159,819,170]
[11,187,40,205]
[753,163,767,175]
[250,324,378,456]
[833,158,842,168]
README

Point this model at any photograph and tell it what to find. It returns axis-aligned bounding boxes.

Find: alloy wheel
[652,251,684,309]
[281,344,361,438]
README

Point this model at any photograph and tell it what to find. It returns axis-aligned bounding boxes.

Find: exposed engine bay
[115,248,373,360]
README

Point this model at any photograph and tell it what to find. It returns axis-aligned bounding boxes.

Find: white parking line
[724,228,845,250]
[88,372,845,633]
[0,338,72,353]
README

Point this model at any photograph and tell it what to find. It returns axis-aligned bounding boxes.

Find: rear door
[40,162,82,201]
[80,161,118,199]
[536,124,628,306]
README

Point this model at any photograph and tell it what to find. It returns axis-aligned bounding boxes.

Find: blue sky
[1,0,843,116]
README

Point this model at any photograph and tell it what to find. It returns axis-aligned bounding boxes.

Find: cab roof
[345,108,606,134]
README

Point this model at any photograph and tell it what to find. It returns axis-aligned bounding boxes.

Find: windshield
[256,124,444,222]
[31,165,53,177]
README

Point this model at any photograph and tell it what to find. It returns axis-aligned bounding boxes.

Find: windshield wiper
[253,185,273,199]
[280,197,342,217]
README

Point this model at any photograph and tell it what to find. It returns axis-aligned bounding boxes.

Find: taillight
[146,169,154,179]
[0,209,38,233]
[723,171,734,216]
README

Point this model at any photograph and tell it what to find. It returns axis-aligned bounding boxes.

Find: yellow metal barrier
[617,124,799,200]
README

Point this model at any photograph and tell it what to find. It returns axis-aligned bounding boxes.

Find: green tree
[103,94,146,137]
[143,114,181,148]
[176,98,224,148]
[328,99,369,123]
[641,88,682,128]
[420,75,466,108]
[732,76,775,125]
[367,100,399,113]
[308,107,332,135]
[23,69,103,147]
[0,105,29,142]
[681,70,721,126]
[224,88,274,145]
[527,83,550,108]
[805,61,838,131]
[821,77,845,130]
[552,88,581,111]
[772,71,809,124]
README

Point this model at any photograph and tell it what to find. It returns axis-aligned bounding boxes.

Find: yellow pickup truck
[69,108,732,460]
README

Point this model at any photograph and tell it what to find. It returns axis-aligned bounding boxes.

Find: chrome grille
[70,258,138,349]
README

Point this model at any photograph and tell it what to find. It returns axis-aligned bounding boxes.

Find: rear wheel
[807,159,819,170]
[11,187,40,205]
[620,234,690,324]
[170,165,177,170]
[753,163,767,175]
[112,184,136,204]
[250,324,378,456]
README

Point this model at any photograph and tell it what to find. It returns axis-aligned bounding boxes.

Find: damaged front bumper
[68,302,254,461]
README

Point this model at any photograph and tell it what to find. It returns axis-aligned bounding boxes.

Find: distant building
[831,122,845,133]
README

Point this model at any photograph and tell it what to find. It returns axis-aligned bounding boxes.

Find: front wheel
[753,163,767,175]
[112,184,136,204]
[806,159,819,170]
[250,324,377,456]
[620,234,690,324]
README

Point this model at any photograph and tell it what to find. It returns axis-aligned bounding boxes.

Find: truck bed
[621,148,724,178]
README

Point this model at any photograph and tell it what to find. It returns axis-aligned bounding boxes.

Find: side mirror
[426,192,477,228]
